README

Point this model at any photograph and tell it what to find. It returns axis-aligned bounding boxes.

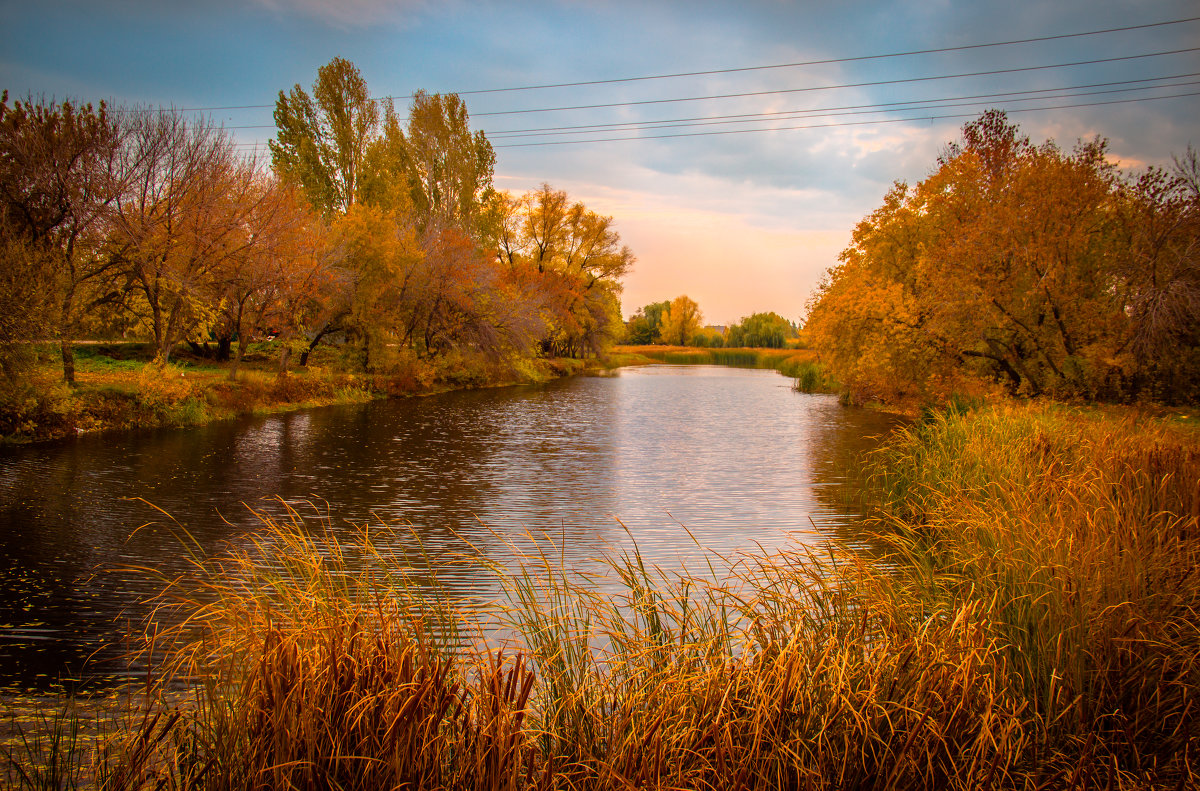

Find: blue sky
[3,0,1197,325]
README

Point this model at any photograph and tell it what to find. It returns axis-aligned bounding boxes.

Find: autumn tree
[333,186,455,370]
[490,184,632,357]
[358,100,412,213]
[0,92,126,383]
[112,110,286,365]
[269,60,631,367]
[270,59,530,368]
[404,91,495,230]
[726,311,793,348]
[806,110,1200,404]
[804,181,946,402]
[211,179,331,379]
[1109,158,1200,400]
[271,56,379,216]
[660,295,702,346]
[690,326,725,348]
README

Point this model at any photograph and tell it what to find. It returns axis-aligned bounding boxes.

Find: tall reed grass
[618,346,838,393]
[5,404,1197,789]
[859,404,1200,784]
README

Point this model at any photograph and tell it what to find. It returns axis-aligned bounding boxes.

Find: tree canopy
[805,110,1200,404]
[726,312,795,349]
[271,56,379,216]
[660,295,702,346]
[0,91,123,381]
[0,58,635,393]
[267,60,629,367]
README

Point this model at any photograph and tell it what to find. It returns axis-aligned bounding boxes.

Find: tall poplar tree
[270,56,379,216]
[404,90,495,230]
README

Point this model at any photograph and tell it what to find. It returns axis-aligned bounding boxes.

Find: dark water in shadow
[0,365,899,691]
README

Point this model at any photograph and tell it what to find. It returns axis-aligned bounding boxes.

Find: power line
[454,16,1200,96]
[159,16,1200,114]
[483,73,1200,137]
[487,82,1200,140]
[223,72,1200,138]
[220,71,1200,133]
[227,78,1200,150]
[474,48,1200,117]
[490,91,1200,148]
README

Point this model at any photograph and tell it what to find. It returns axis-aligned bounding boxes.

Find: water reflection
[0,366,899,691]
[804,402,906,550]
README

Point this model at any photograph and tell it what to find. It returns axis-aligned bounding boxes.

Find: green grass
[6,404,1198,789]
[2,343,600,443]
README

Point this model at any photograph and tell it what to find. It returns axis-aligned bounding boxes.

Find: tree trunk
[299,327,329,367]
[229,336,248,381]
[278,344,291,373]
[60,340,76,387]
[298,315,347,367]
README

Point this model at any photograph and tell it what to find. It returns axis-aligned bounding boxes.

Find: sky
[2,0,1197,326]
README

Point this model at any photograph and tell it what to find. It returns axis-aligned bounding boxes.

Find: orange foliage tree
[0,92,125,383]
[488,183,632,358]
[806,110,1200,404]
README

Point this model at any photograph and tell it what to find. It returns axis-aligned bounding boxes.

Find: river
[0,365,898,693]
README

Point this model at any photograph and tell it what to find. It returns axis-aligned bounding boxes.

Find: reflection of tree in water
[803,403,905,551]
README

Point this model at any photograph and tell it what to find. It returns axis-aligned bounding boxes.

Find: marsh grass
[786,361,835,394]
[7,404,1198,788]
[613,346,839,393]
[860,405,1200,773]
[617,346,814,369]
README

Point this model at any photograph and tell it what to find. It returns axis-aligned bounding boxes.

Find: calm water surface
[0,365,898,691]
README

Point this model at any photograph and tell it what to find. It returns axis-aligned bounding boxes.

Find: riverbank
[6,401,1196,789]
[0,342,601,444]
[610,344,837,393]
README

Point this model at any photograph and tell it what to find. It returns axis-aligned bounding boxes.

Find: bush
[134,364,195,413]
[0,378,75,438]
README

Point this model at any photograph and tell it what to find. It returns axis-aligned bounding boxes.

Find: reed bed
[4,403,1198,789]
[617,346,817,370]
[614,346,836,393]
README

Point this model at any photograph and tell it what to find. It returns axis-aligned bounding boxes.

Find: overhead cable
[473,48,1200,116]
[158,16,1200,113]
[490,91,1200,147]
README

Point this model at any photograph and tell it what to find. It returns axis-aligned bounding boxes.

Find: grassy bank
[5,402,1197,788]
[0,343,596,444]
[611,345,837,393]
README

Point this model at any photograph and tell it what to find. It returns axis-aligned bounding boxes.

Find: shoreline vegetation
[4,402,1198,789]
[0,341,610,445]
[610,345,838,395]
[1,343,830,445]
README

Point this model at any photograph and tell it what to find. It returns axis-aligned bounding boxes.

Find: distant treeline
[626,295,799,348]
[0,57,632,389]
[805,110,1200,406]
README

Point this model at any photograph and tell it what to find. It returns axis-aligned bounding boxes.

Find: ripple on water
[0,365,900,690]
